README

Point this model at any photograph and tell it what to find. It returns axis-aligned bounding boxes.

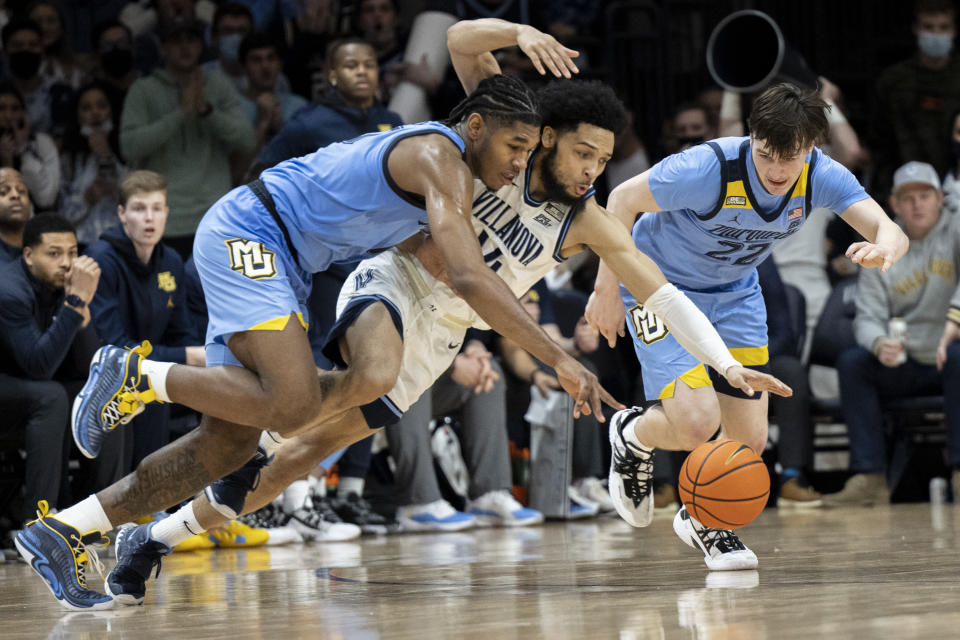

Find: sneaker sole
[72,346,107,459]
[776,497,823,509]
[469,513,544,528]
[398,518,475,532]
[607,413,653,528]
[15,532,114,611]
[104,580,143,606]
[672,509,758,571]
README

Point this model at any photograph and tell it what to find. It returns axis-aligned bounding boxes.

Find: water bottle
[930,477,947,505]
[888,317,908,365]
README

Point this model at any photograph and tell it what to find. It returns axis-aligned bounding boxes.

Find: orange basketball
[677,439,770,529]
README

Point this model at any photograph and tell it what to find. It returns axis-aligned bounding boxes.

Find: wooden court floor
[3,503,960,639]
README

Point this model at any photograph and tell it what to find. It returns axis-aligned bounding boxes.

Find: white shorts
[323,249,473,426]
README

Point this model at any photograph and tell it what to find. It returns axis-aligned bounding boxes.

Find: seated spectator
[0,215,105,521]
[248,36,402,176]
[120,16,255,258]
[0,168,30,263]
[0,82,60,212]
[28,0,87,89]
[202,2,256,95]
[377,340,543,531]
[237,32,307,154]
[60,81,128,247]
[85,170,204,467]
[872,0,960,197]
[666,102,713,154]
[500,287,611,518]
[824,161,960,506]
[2,18,73,138]
[90,20,139,118]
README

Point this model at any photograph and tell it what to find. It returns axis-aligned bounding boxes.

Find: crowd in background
[2,0,960,547]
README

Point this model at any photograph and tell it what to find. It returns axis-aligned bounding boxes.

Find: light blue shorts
[622,272,769,400]
[193,185,311,368]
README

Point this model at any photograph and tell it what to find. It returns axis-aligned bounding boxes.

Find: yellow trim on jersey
[658,363,712,399]
[790,162,811,199]
[723,180,752,208]
[729,345,769,366]
[248,312,307,332]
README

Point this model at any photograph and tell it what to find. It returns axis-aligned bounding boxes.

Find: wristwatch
[64,294,85,309]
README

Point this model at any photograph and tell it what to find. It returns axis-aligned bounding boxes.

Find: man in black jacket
[0,168,31,264]
[0,214,100,521]
[85,170,203,467]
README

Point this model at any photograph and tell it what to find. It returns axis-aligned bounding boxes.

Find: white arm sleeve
[642,283,741,375]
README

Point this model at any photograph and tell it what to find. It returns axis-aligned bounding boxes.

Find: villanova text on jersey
[472,189,546,270]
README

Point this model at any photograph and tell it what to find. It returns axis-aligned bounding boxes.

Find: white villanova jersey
[451,170,590,329]
[334,160,592,415]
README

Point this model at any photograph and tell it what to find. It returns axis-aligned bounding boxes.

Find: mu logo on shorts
[225,238,277,279]
[628,303,668,345]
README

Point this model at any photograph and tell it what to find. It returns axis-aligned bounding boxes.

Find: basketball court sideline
[2,503,958,639]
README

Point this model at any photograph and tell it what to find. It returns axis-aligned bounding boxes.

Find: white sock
[55,495,113,534]
[283,480,310,514]
[150,503,204,548]
[622,414,652,451]
[140,359,174,403]
[259,430,287,457]
[311,474,327,498]
[339,476,364,498]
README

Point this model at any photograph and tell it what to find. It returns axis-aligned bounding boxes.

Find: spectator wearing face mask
[91,20,140,119]
[2,18,73,139]
[872,0,960,198]
[60,82,128,247]
[202,2,290,96]
[666,102,713,155]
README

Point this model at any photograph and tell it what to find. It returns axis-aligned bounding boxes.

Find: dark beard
[539,147,579,206]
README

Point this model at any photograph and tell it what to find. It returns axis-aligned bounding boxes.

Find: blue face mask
[917,31,954,58]
[219,33,243,63]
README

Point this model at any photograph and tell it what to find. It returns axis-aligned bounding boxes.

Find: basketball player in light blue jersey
[589,83,910,571]
[15,49,630,608]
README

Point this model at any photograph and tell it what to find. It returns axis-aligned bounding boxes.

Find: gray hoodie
[854,210,960,364]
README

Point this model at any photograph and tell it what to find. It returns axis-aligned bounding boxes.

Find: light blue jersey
[623,137,869,399]
[193,121,464,367]
[261,121,465,273]
[634,137,867,290]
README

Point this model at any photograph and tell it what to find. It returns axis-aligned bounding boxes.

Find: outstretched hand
[516,24,579,79]
[845,241,898,273]
[722,365,793,398]
[585,290,627,348]
[553,355,625,420]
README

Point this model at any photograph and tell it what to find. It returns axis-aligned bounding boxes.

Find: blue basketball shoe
[72,341,158,459]
[204,446,272,519]
[105,522,171,605]
[14,501,114,611]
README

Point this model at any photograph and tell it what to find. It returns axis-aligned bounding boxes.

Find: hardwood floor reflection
[4,503,960,639]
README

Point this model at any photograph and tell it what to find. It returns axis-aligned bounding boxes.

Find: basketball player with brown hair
[590,83,909,570]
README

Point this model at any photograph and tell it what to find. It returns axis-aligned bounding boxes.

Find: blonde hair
[120,170,167,207]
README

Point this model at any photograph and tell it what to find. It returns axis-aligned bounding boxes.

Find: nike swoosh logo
[448,342,461,350]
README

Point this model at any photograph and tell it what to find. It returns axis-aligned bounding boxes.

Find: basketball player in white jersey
[100,18,792,605]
